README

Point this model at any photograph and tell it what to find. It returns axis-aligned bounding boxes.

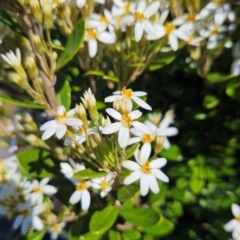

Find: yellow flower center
[20,209,30,217]
[33,187,42,193]
[101,180,109,190]
[56,112,67,124]
[135,12,144,21]
[52,224,61,233]
[115,16,122,24]
[186,14,196,21]
[0,173,8,183]
[121,86,133,99]
[100,15,108,25]
[142,134,154,143]
[165,22,175,35]
[214,0,224,4]
[76,181,88,191]
[122,114,132,127]
[210,27,219,35]
[87,28,98,39]
[78,126,85,135]
[53,0,62,5]
[141,161,151,174]
[236,216,240,222]
[124,2,131,13]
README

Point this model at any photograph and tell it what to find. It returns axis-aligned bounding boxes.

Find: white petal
[169,34,178,51]
[13,215,23,229]
[130,110,142,120]
[98,32,115,44]
[57,106,66,115]
[224,219,237,232]
[127,137,141,145]
[40,120,57,131]
[150,158,167,168]
[118,127,129,148]
[163,137,171,149]
[56,125,67,139]
[144,2,160,18]
[137,1,146,12]
[232,204,240,217]
[76,0,86,8]
[133,91,147,97]
[148,174,159,193]
[134,22,144,42]
[132,122,151,134]
[132,96,152,110]
[66,118,82,127]
[32,216,43,231]
[102,122,122,134]
[214,12,226,25]
[41,126,57,140]
[81,190,91,210]
[124,171,141,185]
[122,160,140,171]
[43,185,57,195]
[166,127,178,136]
[140,145,151,163]
[88,39,97,58]
[143,20,155,36]
[152,169,169,182]
[140,174,149,196]
[21,217,31,235]
[145,120,157,132]
[69,191,82,204]
[106,108,122,120]
[104,95,120,102]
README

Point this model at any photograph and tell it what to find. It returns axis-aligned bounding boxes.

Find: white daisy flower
[69,180,91,210]
[145,109,178,149]
[60,158,85,180]
[102,102,150,148]
[122,147,169,196]
[113,0,136,16]
[48,222,66,240]
[105,86,152,110]
[28,178,57,204]
[85,21,116,58]
[91,172,115,198]
[40,105,82,140]
[1,48,21,67]
[224,203,240,236]
[13,200,44,235]
[121,0,160,42]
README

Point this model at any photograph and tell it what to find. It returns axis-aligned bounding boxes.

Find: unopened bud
[148,112,161,126]
[30,0,43,23]
[154,135,166,154]
[8,72,27,89]
[41,0,53,29]
[102,116,111,127]
[24,56,39,80]
[32,35,45,54]
[75,104,88,127]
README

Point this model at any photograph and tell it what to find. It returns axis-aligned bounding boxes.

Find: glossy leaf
[84,70,119,82]
[0,94,46,109]
[56,78,71,111]
[56,19,85,70]
[108,230,122,240]
[121,208,159,228]
[117,185,139,202]
[160,145,183,161]
[17,149,60,178]
[125,143,139,160]
[203,94,220,109]
[74,169,106,179]
[122,230,141,239]
[90,205,118,232]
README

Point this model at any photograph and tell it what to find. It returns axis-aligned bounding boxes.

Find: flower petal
[132,96,152,110]
[140,174,149,196]
[118,127,129,148]
[81,190,91,210]
[152,169,169,183]
[102,122,122,134]
[124,171,141,185]
[69,191,82,205]
[150,158,167,168]
[106,108,122,120]
[148,174,159,193]
[88,39,97,58]
[41,126,57,140]
[56,125,67,139]
[122,160,140,171]
[66,118,82,127]
[232,203,240,218]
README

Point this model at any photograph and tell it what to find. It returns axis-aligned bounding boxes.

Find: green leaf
[56,19,85,71]
[160,145,183,161]
[0,94,46,109]
[121,208,159,228]
[17,230,46,240]
[17,149,60,178]
[122,230,141,239]
[117,185,139,202]
[206,72,231,84]
[73,169,106,179]
[96,101,106,110]
[56,78,71,110]
[90,205,118,233]
[84,70,119,82]
[79,230,105,240]
[125,143,139,160]
[144,216,174,236]
[203,94,220,109]
[108,230,122,240]
[189,166,205,194]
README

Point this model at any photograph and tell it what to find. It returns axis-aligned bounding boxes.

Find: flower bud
[75,104,88,127]
[8,72,27,89]
[24,56,39,80]
[32,35,45,54]
[154,135,166,154]
[30,0,43,23]
[41,0,53,29]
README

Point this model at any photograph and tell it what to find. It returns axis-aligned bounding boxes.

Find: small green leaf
[79,230,105,240]
[121,208,159,228]
[56,19,85,71]
[122,230,141,239]
[206,72,230,83]
[189,166,205,194]
[17,149,60,178]
[144,216,174,236]
[160,145,183,161]
[18,230,47,240]
[56,78,71,111]
[108,230,122,240]
[84,70,119,82]
[203,94,220,109]
[117,185,139,202]
[0,94,46,109]
[125,143,139,160]
[73,169,106,179]
[90,205,118,233]
[96,101,106,110]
